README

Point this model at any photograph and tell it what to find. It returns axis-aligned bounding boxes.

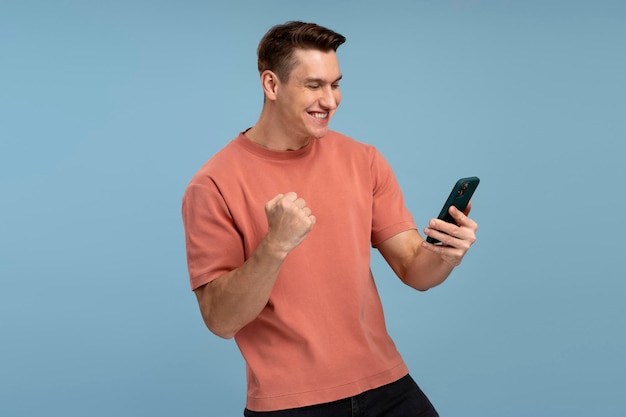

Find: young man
[182,21,478,416]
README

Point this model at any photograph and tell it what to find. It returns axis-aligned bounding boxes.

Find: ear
[260,70,279,101]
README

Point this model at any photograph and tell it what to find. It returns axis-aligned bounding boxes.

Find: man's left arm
[377,205,478,291]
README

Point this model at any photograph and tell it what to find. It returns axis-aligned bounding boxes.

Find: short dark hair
[257,21,346,82]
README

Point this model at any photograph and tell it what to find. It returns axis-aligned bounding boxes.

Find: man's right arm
[194,192,315,339]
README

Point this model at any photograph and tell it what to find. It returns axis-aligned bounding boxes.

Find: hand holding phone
[426,176,480,244]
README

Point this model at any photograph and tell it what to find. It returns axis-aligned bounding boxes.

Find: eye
[331,83,340,89]
[306,84,321,90]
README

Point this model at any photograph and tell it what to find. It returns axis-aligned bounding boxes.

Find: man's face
[274,49,342,142]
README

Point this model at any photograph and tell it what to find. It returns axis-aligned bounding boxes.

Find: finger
[428,218,459,237]
[421,240,464,266]
[282,191,298,202]
[424,221,452,244]
[265,193,285,210]
[449,205,473,227]
[426,218,470,244]
[456,210,478,232]
[294,198,307,209]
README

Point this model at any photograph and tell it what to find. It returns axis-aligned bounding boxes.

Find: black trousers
[243,374,439,417]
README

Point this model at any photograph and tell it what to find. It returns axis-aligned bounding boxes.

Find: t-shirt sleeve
[369,149,417,246]
[181,181,246,290]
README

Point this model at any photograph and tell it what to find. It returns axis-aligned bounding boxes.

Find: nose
[319,85,340,110]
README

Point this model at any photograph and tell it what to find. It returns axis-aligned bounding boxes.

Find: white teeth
[312,112,328,119]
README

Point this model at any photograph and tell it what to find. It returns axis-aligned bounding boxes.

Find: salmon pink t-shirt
[182,130,417,411]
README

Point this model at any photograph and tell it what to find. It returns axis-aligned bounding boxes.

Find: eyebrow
[304,75,343,84]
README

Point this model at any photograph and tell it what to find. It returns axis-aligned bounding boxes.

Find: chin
[308,126,330,139]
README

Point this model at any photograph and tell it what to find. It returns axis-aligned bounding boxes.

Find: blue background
[2,1,625,416]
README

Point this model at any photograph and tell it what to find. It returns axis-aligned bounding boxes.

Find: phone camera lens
[457,182,469,198]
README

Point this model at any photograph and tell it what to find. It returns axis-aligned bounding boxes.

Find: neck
[245,112,310,151]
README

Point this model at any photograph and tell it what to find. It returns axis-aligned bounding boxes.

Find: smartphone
[426,176,480,244]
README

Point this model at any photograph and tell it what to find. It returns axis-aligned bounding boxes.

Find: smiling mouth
[310,112,328,119]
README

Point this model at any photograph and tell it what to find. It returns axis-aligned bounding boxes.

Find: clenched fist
[264,192,316,257]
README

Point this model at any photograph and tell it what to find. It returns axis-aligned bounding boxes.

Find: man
[182,21,478,416]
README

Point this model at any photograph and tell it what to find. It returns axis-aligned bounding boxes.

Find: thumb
[265,193,284,213]
[267,193,284,207]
